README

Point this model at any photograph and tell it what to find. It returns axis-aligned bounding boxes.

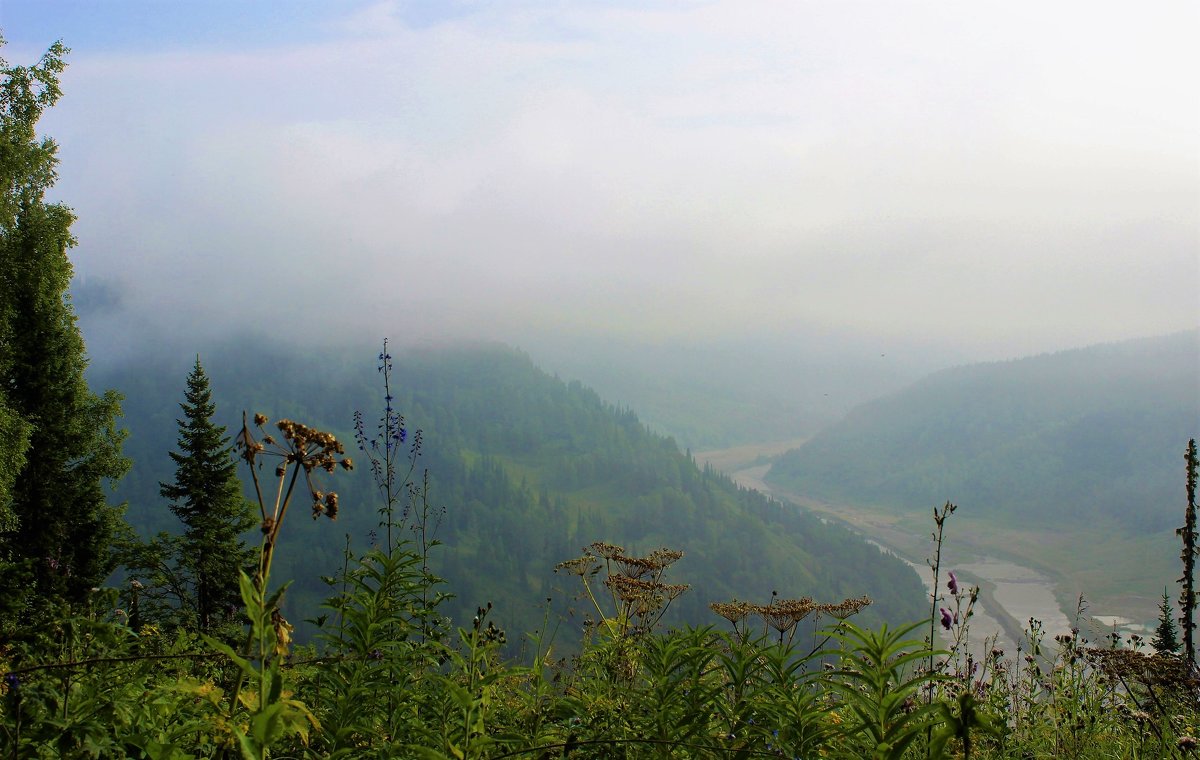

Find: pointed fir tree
[1152,587,1180,655]
[160,357,255,632]
[0,39,130,613]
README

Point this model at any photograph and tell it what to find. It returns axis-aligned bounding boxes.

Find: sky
[2,0,1197,362]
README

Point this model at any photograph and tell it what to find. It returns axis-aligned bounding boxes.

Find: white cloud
[37,0,1200,355]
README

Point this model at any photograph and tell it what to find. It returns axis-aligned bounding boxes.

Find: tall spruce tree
[0,397,30,532]
[160,358,255,632]
[1152,587,1180,655]
[0,39,130,608]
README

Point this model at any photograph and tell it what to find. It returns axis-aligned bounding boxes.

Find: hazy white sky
[3,0,1198,358]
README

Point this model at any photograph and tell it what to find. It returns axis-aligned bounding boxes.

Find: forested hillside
[767,330,1200,532]
[97,338,926,642]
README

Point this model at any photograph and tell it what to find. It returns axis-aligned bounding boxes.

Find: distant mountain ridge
[523,331,957,450]
[94,337,927,642]
[766,330,1200,532]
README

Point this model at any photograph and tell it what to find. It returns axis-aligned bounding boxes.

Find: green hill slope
[96,338,926,643]
[766,331,1200,533]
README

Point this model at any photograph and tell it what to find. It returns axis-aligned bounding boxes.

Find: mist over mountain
[523,330,965,450]
[766,330,1200,533]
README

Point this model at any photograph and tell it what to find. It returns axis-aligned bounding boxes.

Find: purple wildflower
[940,607,953,630]
[948,571,959,595]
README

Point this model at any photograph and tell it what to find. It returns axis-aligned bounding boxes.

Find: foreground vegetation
[3,398,1199,758]
[4,486,1200,758]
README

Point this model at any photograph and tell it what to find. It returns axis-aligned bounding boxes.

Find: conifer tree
[1178,439,1199,666]
[1152,587,1179,655]
[0,397,30,532]
[160,357,255,632]
[0,39,130,608]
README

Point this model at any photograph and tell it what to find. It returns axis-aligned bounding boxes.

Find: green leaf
[202,633,253,674]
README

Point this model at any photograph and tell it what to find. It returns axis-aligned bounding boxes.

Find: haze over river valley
[698,449,1126,657]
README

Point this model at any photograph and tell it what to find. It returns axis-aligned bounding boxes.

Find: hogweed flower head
[613,554,659,579]
[820,595,872,620]
[555,554,600,577]
[710,600,754,626]
[588,541,625,560]
[758,597,816,634]
[647,547,683,567]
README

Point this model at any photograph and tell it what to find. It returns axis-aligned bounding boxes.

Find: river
[729,463,1073,658]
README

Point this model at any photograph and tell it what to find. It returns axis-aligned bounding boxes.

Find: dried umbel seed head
[820,596,872,620]
[647,548,683,567]
[311,491,339,520]
[588,541,625,560]
[236,418,265,464]
[1084,647,1197,691]
[660,583,689,603]
[555,555,600,576]
[710,600,754,625]
[605,574,659,604]
[254,413,268,426]
[758,597,816,633]
[614,554,659,578]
